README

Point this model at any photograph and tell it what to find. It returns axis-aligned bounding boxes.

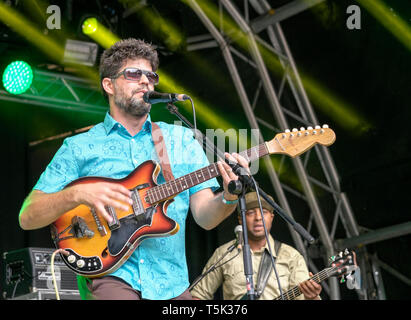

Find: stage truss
[185,0,411,300]
[1,0,410,300]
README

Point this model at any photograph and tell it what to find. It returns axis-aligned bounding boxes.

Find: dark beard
[114,90,151,117]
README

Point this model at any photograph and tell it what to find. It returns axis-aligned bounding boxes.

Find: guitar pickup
[131,189,145,218]
[134,183,150,191]
[106,206,120,231]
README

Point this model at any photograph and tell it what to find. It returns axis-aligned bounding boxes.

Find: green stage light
[2,61,33,94]
[82,17,98,35]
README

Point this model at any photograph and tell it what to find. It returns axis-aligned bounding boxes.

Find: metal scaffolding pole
[219,0,340,300]
[186,0,309,263]
[186,0,411,300]
[0,69,107,115]
[186,0,342,299]
[186,0,398,300]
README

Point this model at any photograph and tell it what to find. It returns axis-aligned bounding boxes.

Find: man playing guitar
[19,38,248,300]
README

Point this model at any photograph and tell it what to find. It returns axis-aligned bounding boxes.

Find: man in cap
[190,192,322,300]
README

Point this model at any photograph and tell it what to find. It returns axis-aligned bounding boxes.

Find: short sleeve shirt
[34,112,220,300]
[190,236,310,300]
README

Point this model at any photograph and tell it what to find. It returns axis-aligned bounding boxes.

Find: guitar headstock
[328,249,358,280]
[266,125,336,158]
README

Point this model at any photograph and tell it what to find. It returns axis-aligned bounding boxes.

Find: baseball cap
[237,192,274,213]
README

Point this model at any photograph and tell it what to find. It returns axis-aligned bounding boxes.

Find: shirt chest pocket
[224,262,246,288]
[269,263,290,290]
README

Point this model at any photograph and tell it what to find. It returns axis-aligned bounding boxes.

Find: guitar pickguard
[107,207,155,256]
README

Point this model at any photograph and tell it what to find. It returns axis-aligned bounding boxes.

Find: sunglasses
[112,68,159,85]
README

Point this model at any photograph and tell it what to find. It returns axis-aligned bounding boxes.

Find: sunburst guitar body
[51,160,179,277]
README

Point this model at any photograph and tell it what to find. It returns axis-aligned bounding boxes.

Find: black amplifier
[2,247,80,299]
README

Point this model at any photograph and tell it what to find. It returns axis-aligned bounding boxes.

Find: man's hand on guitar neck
[299,272,322,300]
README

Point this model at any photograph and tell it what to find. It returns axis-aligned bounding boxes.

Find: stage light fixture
[80,16,119,49]
[82,17,98,35]
[2,61,33,95]
[63,39,98,66]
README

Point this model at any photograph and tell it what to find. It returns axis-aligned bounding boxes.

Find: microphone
[143,90,189,104]
[234,225,243,250]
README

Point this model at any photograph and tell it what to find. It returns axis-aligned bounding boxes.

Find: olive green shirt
[191,236,310,300]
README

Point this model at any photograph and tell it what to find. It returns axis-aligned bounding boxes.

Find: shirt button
[140,259,144,264]
[131,139,135,142]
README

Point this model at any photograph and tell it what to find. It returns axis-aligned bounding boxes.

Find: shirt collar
[103,112,153,135]
[253,234,278,258]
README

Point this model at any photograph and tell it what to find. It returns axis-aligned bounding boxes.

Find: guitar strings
[142,143,268,204]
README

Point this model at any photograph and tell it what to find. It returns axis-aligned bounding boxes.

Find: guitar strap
[151,122,175,182]
[255,240,282,299]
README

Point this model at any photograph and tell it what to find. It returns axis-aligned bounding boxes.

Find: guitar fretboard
[145,143,269,204]
[274,267,334,300]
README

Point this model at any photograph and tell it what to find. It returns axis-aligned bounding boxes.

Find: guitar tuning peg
[307,126,313,130]
[338,251,343,258]
[340,275,346,284]
[315,125,321,129]
[300,127,305,131]
[322,124,329,128]
[285,129,290,133]
[329,255,336,262]
[344,248,349,255]
[292,128,298,132]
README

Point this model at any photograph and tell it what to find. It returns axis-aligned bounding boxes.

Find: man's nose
[254,210,263,220]
[139,73,150,85]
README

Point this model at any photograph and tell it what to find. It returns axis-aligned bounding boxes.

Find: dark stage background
[0,0,410,300]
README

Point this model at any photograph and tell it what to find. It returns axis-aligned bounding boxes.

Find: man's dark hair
[99,38,159,100]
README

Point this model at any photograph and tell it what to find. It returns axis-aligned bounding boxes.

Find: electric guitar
[273,249,358,300]
[51,125,336,277]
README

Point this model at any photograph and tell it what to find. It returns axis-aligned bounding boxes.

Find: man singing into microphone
[18,38,248,300]
[191,192,322,300]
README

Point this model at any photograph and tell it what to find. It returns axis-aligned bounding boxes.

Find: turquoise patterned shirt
[33,112,220,300]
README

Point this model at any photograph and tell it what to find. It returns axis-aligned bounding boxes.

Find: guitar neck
[145,125,336,204]
[274,267,334,300]
[146,143,269,204]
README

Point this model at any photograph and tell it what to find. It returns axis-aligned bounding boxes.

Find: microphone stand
[165,102,315,300]
[237,187,257,300]
[166,102,257,300]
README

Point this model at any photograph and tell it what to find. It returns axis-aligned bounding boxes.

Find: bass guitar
[240,249,358,300]
[51,125,336,277]
[273,249,358,300]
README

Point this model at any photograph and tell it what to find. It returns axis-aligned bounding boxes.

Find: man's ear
[102,78,114,97]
